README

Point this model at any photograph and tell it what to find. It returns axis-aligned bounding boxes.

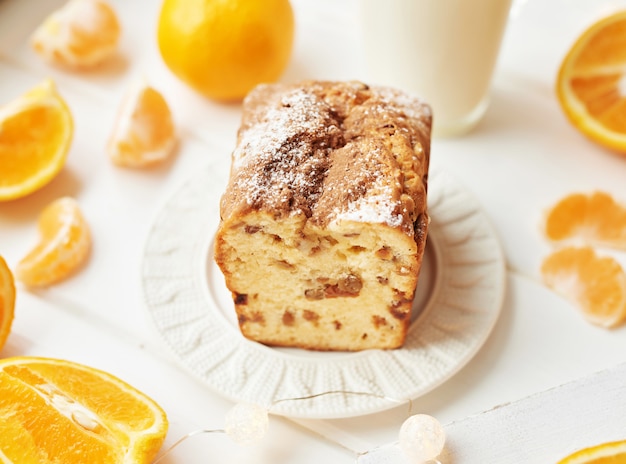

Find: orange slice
[107,80,177,168]
[16,197,91,287]
[541,246,626,328]
[31,0,121,69]
[556,10,626,154]
[0,79,73,201]
[0,356,168,463]
[544,191,626,250]
[558,439,626,463]
[0,256,16,352]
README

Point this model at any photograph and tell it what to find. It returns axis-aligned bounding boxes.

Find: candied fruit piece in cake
[214,80,431,351]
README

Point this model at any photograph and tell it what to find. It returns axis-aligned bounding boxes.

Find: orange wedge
[107,80,177,167]
[558,439,626,464]
[0,356,168,463]
[544,191,626,250]
[0,79,73,201]
[0,256,16,352]
[556,10,626,154]
[31,0,121,69]
[16,197,91,287]
[541,246,626,328]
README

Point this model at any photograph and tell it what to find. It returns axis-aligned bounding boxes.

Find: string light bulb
[153,391,447,463]
[224,402,269,446]
[398,414,445,463]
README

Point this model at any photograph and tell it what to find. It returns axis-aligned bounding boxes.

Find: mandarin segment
[541,246,626,328]
[544,191,626,249]
[0,79,73,201]
[107,80,177,167]
[31,0,121,69]
[16,197,91,287]
[0,256,16,352]
[556,10,626,154]
[0,357,168,464]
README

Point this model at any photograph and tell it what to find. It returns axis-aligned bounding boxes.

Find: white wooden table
[1,0,625,462]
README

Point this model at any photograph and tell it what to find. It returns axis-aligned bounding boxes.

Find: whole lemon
[157,0,295,101]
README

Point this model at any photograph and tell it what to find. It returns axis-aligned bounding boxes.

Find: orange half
[0,356,168,463]
[558,439,626,464]
[556,10,626,154]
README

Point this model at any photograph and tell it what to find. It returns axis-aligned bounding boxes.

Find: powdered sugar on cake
[332,187,404,228]
[232,89,339,170]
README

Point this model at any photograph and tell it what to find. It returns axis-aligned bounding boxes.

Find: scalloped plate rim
[141,165,506,419]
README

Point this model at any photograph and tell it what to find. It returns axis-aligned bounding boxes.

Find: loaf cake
[214,80,431,351]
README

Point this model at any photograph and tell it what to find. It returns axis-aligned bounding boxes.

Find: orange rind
[0,256,16,352]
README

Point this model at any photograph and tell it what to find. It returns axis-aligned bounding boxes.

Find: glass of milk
[359,0,513,137]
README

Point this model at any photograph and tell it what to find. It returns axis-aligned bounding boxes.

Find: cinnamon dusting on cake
[228,88,343,217]
[220,80,431,234]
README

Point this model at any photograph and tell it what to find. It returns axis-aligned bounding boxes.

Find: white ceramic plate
[142,166,506,419]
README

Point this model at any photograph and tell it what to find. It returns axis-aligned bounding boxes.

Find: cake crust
[215,80,431,351]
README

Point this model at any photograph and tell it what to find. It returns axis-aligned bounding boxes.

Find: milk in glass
[360,0,513,136]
